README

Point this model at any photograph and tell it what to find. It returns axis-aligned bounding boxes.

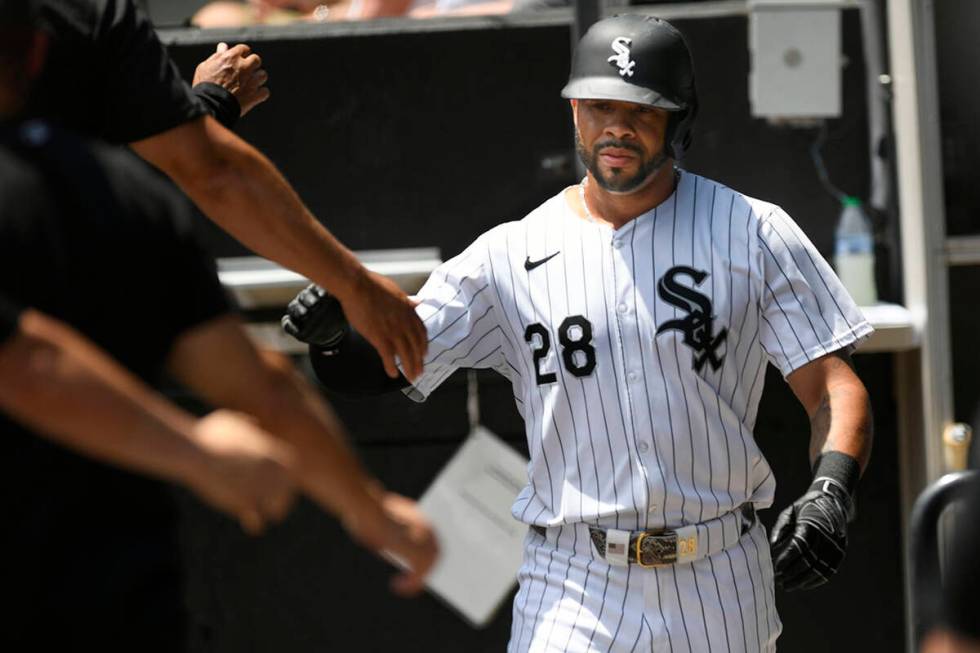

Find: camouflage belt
[531,505,756,567]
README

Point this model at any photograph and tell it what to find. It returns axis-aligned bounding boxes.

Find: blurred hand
[338,271,427,381]
[344,492,439,596]
[186,409,298,534]
[193,43,271,116]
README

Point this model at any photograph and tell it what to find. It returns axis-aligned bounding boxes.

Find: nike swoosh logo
[524,251,560,271]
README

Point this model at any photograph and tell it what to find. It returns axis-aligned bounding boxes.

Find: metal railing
[908,470,980,649]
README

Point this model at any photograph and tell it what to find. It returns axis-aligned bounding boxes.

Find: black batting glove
[769,451,860,592]
[281,284,348,349]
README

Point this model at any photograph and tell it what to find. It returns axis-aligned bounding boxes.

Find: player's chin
[596,168,648,193]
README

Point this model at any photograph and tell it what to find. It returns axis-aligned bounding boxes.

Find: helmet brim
[561,77,684,111]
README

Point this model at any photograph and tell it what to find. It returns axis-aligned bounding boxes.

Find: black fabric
[811,450,861,496]
[0,121,230,647]
[0,293,21,344]
[192,81,240,130]
[26,0,205,143]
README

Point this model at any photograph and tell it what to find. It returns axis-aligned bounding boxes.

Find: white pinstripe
[405,170,871,651]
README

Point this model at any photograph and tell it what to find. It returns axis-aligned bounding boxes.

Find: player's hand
[769,479,852,591]
[282,284,348,348]
[337,270,427,381]
[344,491,439,597]
[193,43,271,117]
[185,409,298,535]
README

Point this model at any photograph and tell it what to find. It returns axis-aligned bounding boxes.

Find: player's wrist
[808,450,860,513]
[327,255,372,305]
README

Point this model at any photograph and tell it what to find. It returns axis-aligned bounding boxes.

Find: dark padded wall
[165,13,876,286]
[167,23,579,262]
[162,11,905,652]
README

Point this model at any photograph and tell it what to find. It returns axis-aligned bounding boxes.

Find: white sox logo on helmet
[607,37,635,77]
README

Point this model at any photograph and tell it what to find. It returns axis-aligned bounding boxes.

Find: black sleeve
[0,294,22,345]
[95,0,206,143]
[309,327,409,396]
[192,83,240,130]
[154,190,232,338]
[102,147,232,338]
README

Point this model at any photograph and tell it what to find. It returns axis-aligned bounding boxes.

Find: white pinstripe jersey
[406,170,872,532]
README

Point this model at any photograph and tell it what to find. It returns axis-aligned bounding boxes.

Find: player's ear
[570,99,579,127]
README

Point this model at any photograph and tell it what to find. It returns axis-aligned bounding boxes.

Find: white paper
[419,426,529,627]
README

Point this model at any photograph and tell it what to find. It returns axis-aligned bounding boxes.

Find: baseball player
[284,14,873,652]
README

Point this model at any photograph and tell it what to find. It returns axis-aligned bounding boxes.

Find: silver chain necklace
[578,169,681,225]
[578,177,597,223]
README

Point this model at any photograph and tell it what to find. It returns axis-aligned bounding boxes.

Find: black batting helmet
[562,14,698,160]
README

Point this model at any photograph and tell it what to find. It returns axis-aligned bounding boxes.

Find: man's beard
[575,134,669,193]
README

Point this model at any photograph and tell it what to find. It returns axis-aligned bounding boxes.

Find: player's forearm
[806,374,873,472]
[0,310,211,486]
[134,117,368,302]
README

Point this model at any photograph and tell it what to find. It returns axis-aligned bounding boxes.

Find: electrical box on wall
[749,0,843,120]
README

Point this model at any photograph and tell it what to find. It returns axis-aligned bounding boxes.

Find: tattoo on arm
[809,393,832,462]
[807,362,874,469]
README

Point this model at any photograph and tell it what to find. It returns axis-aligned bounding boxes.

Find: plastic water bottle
[833,196,877,305]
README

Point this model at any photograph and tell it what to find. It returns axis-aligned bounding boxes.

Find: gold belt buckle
[634,531,679,567]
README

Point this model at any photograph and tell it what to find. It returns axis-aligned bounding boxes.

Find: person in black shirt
[10,0,428,379]
[0,296,298,538]
[0,13,437,647]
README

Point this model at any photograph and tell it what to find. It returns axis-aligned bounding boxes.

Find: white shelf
[220,248,442,354]
[217,247,442,310]
[857,303,919,353]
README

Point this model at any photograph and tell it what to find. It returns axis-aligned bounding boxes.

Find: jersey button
[617,303,629,314]
[638,441,650,453]
[612,239,623,249]
[627,371,638,382]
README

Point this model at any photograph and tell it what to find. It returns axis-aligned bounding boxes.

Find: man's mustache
[594,140,644,155]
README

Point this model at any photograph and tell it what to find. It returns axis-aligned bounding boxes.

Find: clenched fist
[193,43,271,116]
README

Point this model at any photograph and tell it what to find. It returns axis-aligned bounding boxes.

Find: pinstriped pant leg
[745,522,781,651]
[640,523,781,653]
[509,525,649,653]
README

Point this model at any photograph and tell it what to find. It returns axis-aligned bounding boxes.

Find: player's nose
[602,112,638,140]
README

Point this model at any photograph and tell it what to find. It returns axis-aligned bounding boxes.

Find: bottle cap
[842,195,862,207]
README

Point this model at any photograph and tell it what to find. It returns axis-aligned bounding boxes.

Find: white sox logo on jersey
[607,37,635,77]
[655,265,728,372]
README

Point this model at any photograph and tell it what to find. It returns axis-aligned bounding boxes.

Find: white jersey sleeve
[756,207,873,377]
[403,233,506,401]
